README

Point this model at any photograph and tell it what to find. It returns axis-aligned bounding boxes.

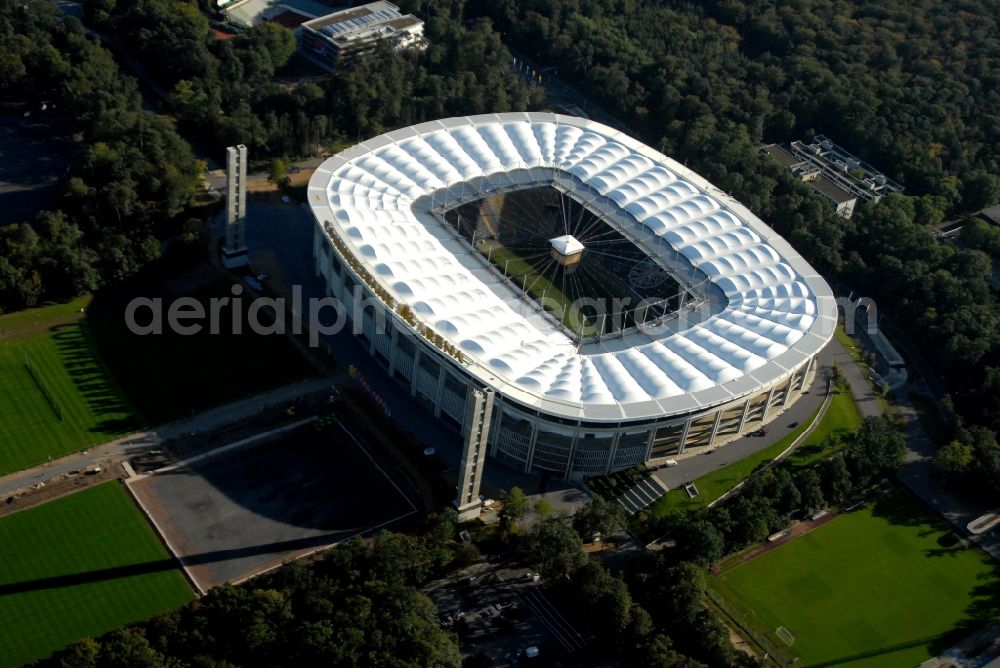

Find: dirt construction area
[127,419,416,593]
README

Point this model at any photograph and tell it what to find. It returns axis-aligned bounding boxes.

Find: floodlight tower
[454,387,495,521]
[221,144,249,268]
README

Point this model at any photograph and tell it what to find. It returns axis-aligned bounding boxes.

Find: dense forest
[0,0,542,314]
[83,0,544,157]
[464,0,1000,501]
[0,1,201,312]
[473,0,1000,214]
[38,503,766,668]
[38,526,466,668]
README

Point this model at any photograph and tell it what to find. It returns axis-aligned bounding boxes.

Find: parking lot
[128,419,416,592]
[425,562,585,666]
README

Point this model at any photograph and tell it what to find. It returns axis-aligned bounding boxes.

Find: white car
[664,459,679,467]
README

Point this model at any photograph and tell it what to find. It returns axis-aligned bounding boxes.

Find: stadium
[307,113,836,481]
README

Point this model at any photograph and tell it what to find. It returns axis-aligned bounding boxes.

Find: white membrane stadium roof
[309,113,836,422]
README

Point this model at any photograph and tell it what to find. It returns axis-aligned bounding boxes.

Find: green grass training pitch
[0,297,141,475]
[710,490,1000,668]
[0,251,316,475]
[0,482,194,667]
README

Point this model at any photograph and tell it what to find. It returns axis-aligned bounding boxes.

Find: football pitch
[0,297,141,475]
[0,482,194,667]
[710,490,1000,667]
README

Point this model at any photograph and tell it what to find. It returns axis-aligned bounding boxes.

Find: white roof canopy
[308,113,836,422]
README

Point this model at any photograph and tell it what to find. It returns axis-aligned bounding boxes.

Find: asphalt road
[205,157,326,199]
[652,341,834,491]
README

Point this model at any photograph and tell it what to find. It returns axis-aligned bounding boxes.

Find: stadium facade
[308,113,835,481]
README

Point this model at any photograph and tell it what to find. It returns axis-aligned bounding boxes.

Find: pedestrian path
[617,475,669,515]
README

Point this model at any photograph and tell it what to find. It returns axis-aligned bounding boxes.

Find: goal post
[775,626,796,646]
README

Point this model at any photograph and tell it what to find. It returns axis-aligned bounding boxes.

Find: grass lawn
[835,323,864,364]
[640,406,820,522]
[0,296,94,332]
[0,482,194,667]
[0,298,141,475]
[638,386,861,526]
[0,247,315,475]
[784,388,862,468]
[479,241,596,336]
[710,490,1000,668]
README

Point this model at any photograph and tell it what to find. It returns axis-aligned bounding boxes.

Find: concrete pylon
[454,387,494,521]
[222,144,249,268]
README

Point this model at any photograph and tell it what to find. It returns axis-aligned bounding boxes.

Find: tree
[940,426,1000,504]
[58,638,99,668]
[572,495,624,542]
[797,468,826,516]
[268,157,290,187]
[520,517,584,580]
[632,633,703,668]
[570,561,635,644]
[961,169,1000,212]
[678,515,725,567]
[630,559,735,666]
[769,468,802,517]
[251,22,297,70]
[94,628,166,668]
[498,485,527,531]
[819,455,854,504]
[844,416,906,487]
[960,219,1000,257]
[534,497,555,522]
[724,496,773,549]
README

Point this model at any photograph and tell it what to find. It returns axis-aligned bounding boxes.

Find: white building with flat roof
[299,1,424,69]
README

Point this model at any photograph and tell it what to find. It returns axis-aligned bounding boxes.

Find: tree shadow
[49,322,143,434]
[136,416,416,533]
[789,441,826,461]
[809,634,949,667]
[866,491,1000,658]
[869,489,947,537]
[0,531,355,597]
[927,562,1000,655]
